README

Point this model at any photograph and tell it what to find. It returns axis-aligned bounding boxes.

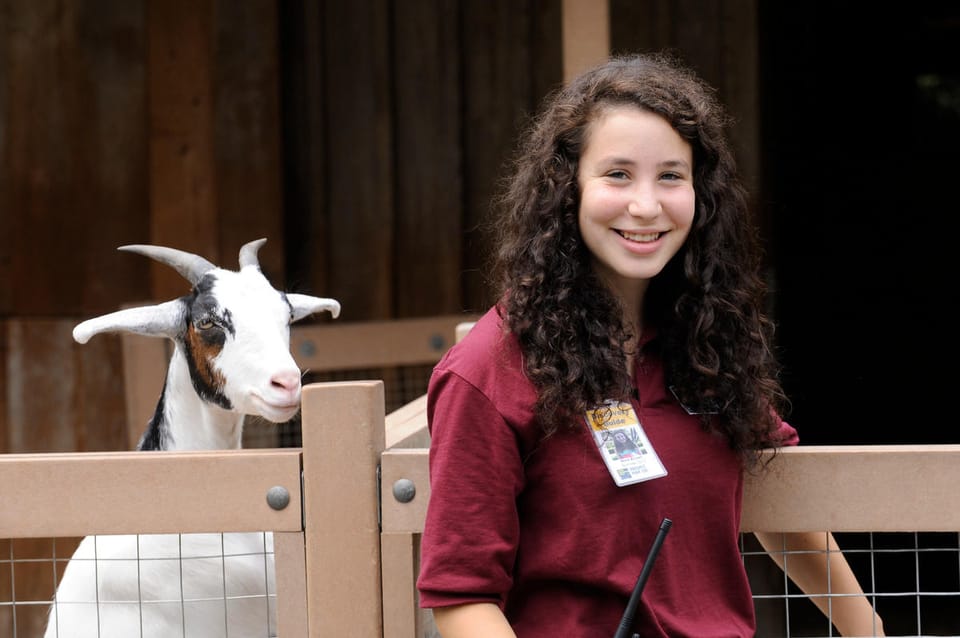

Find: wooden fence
[4,378,960,636]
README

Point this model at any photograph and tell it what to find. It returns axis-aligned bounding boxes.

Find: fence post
[301,380,386,637]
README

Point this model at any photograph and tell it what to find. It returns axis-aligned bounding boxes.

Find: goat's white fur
[44,533,276,638]
[45,239,339,638]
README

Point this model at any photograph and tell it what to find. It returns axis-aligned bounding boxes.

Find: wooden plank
[672,0,724,82]
[742,445,960,532]
[530,0,564,103]
[73,324,128,452]
[0,448,303,537]
[381,532,418,638]
[214,2,286,281]
[717,0,762,195]
[381,445,960,535]
[0,0,71,316]
[460,0,530,312]
[6,319,82,452]
[391,0,464,316]
[381,531,437,636]
[290,314,478,372]
[70,0,150,315]
[1,0,148,317]
[385,394,429,449]
[301,381,385,637]
[4,318,128,453]
[277,0,329,296]
[561,0,610,82]
[609,1,761,194]
[669,0,766,195]
[0,321,8,452]
[460,0,562,311]
[610,0,657,52]
[147,0,219,299]
[321,0,393,321]
[380,448,431,535]
[274,531,310,638]
[0,26,8,316]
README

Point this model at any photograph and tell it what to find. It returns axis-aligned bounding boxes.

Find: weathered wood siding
[0,0,770,455]
[280,0,564,320]
[1,0,149,317]
[0,0,568,453]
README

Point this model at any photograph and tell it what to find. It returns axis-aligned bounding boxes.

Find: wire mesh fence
[746,531,960,637]
[6,379,960,637]
[2,533,276,638]
[7,530,958,637]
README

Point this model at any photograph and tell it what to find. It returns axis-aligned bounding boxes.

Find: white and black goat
[44,238,340,638]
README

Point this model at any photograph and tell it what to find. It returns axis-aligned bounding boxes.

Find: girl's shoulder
[432,306,535,412]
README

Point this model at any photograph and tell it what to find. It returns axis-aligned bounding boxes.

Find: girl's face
[577,105,695,303]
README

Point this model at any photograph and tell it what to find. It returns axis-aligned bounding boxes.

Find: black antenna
[613,517,673,638]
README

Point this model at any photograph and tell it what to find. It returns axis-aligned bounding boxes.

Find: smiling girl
[416,52,884,638]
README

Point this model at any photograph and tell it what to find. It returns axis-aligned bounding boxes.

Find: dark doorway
[761,3,960,446]
[759,4,960,635]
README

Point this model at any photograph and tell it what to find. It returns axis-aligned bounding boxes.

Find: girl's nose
[626,185,660,218]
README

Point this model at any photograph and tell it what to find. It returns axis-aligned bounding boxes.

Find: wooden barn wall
[1,1,150,454]
[0,0,288,454]
[610,0,762,206]
[0,0,758,455]
[279,0,564,321]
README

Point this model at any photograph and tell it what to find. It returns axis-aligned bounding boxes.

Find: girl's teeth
[621,231,659,242]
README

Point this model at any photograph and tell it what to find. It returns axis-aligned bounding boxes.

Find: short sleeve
[416,366,525,608]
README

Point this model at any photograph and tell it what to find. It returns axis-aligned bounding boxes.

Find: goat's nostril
[271,370,302,392]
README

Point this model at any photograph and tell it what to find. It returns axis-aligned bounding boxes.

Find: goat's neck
[153,348,245,451]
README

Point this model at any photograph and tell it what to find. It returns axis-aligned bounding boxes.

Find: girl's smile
[615,229,666,254]
[577,105,695,302]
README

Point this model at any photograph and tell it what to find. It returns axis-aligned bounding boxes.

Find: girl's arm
[754,531,885,637]
[432,603,518,638]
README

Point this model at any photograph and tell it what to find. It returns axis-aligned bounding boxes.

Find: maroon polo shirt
[417,306,797,637]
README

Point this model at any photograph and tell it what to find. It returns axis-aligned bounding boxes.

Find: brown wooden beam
[147,0,219,300]
[562,0,610,83]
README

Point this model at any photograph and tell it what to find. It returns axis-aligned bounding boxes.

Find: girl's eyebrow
[660,159,692,171]
[597,157,691,171]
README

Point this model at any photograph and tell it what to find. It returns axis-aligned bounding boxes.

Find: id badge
[585,400,667,487]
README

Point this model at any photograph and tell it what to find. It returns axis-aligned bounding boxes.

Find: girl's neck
[596,271,648,334]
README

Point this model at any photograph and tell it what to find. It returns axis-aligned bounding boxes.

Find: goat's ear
[73,300,186,344]
[287,294,341,322]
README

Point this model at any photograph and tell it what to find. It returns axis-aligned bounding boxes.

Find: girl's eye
[660,172,683,181]
[607,170,629,180]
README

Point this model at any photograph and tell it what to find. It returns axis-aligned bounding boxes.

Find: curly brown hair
[490,52,788,466]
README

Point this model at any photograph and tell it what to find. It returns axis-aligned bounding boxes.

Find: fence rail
[3,381,960,636]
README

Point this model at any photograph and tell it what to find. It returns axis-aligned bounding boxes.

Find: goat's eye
[196,319,216,331]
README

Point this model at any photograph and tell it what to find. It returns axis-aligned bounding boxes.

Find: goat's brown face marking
[186,324,227,392]
[181,273,233,410]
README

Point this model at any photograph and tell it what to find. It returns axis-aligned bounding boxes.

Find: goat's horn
[118,244,216,285]
[73,300,185,344]
[239,238,267,270]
